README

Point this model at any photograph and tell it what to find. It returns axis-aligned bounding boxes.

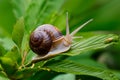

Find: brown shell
[29,24,63,56]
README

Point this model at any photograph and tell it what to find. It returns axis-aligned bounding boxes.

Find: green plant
[0,0,120,80]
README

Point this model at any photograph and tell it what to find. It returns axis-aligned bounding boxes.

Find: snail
[29,13,93,63]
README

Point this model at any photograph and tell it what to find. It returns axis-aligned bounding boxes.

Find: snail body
[29,14,93,62]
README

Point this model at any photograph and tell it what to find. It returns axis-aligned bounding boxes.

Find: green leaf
[0,0,16,36]
[0,45,6,56]
[112,71,120,79]
[26,34,119,66]
[27,70,59,80]
[11,0,31,19]
[0,64,3,71]
[0,71,9,80]
[12,17,24,48]
[25,0,46,32]
[4,46,21,64]
[68,57,107,69]
[25,0,65,33]
[21,34,29,53]
[0,37,15,51]
[65,34,119,56]
[53,74,75,80]
[45,60,119,80]
[25,50,36,65]
[0,57,18,76]
[20,34,30,65]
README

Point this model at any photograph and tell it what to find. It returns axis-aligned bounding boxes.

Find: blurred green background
[0,0,120,37]
[0,0,120,80]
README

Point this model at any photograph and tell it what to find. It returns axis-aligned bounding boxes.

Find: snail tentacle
[70,19,93,36]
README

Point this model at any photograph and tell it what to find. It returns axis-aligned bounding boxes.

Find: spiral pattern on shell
[29,24,63,56]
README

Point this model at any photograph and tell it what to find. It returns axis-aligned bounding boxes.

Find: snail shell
[29,15,93,62]
[30,24,67,56]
